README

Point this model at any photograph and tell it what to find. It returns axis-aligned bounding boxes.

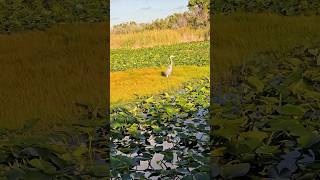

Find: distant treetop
[112,0,209,34]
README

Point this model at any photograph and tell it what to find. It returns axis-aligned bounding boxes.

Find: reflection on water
[112,114,210,179]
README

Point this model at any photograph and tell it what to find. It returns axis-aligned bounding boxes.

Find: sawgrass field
[111,27,209,49]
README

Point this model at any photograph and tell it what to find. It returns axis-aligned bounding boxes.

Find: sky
[111,0,189,27]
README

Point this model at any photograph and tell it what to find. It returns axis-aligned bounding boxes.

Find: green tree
[188,0,209,12]
[188,0,209,28]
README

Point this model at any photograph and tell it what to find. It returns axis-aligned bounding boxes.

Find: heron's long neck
[170,58,173,66]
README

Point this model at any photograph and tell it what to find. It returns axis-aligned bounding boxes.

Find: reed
[111,27,209,49]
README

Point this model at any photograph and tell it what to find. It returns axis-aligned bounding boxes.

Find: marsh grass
[0,23,108,130]
[110,27,210,49]
[212,13,320,86]
[110,66,209,105]
[2,13,320,130]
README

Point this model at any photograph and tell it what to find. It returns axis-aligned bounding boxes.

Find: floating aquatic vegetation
[211,45,320,179]
[0,106,109,179]
[111,78,210,179]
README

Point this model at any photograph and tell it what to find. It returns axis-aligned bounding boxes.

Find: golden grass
[0,23,108,130]
[212,13,320,84]
[110,66,209,105]
[110,27,209,49]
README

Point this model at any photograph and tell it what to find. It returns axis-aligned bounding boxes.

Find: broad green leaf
[194,172,210,180]
[238,131,269,151]
[163,151,173,162]
[72,145,87,158]
[24,170,52,180]
[145,96,154,103]
[154,146,163,152]
[88,164,108,177]
[213,118,245,140]
[181,175,193,180]
[298,134,320,148]
[29,159,56,174]
[256,145,280,155]
[221,163,250,179]
[41,144,67,154]
[6,168,25,180]
[246,76,265,92]
[290,80,320,100]
[128,123,139,135]
[211,147,226,157]
[303,68,320,82]
[151,125,162,133]
[279,104,305,116]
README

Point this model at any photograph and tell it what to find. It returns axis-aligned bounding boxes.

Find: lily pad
[279,104,305,117]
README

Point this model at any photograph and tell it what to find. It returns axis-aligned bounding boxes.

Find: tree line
[211,0,320,16]
[0,0,108,33]
[111,0,209,34]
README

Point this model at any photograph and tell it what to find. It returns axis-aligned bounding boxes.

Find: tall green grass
[212,13,320,85]
[0,23,108,130]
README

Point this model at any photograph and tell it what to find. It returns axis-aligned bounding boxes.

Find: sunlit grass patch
[111,27,209,49]
[110,66,209,105]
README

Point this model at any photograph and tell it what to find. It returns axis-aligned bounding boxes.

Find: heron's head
[169,56,175,64]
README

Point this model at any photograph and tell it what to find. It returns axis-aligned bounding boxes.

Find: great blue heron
[161,55,175,78]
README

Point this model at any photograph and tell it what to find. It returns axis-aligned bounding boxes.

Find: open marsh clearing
[110,40,210,105]
[110,66,209,104]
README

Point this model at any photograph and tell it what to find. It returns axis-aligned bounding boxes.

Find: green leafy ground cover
[0,0,108,33]
[212,0,320,16]
[111,41,209,72]
[0,77,210,179]
[211,45,320,179]
[0,105,109,179]
[110,78,210,179]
